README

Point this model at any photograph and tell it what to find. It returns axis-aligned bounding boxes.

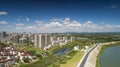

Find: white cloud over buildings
[14,18,120,33]
[67,21,81,27]
[16,23,34,30]
[63,18,71,25]
[45,21,62,28]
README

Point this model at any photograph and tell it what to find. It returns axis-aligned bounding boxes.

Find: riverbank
[79,42,118,67]
[96,42,120,67]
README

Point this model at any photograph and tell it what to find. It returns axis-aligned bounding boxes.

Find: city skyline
[0,0,120,33]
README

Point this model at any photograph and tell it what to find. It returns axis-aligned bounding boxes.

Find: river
[99,46,120,67]
[53,48,69,56]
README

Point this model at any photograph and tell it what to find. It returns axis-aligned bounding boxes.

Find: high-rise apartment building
[0,31,7,37]
[10,33,20,44]
[34,34,51,49]
[2,31,7,37]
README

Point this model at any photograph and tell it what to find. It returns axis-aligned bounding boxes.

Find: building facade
[34,34,51,49]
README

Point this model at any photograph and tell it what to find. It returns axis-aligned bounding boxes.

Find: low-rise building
[0,46,37,67]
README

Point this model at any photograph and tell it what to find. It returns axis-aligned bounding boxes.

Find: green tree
[27,50,35,55]
[22,57,30,63]
[0,42,8,47]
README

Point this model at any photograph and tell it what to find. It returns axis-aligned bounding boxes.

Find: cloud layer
[15,18,120,33]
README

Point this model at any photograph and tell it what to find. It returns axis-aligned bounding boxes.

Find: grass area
[59,43,93,67]
[89,44,94,48]
[60,51,84,67]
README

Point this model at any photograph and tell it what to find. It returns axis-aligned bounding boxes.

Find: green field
[60,51,84,67]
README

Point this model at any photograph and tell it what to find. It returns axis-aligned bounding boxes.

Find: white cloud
[45,21,62,28]
[16,26,25,29]
[16,23,24,27]
[16,23,26,29]
[16,23,35,30]
[0,11,8,15]
[82,21,104,31]
[67,21,81,27]
[36,20,44,26]
[0,21,8,25]
[26,17,30,21]
[26,26,34,29]
[63,18,70,25]
[83,21,93,27]
[106,24,112,28]
[117,25,120,28]
[50,18,63,22]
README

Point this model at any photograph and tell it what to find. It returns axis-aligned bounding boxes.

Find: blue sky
[0,0,120,33]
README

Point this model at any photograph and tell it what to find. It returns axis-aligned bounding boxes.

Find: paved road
[79,44,98,67]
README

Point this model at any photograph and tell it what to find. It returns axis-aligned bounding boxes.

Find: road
[79,44,98,67]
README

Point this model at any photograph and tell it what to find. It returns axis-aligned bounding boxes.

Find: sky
[0,0,120,33]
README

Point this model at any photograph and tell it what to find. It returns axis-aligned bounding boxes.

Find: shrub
[22,57,30,63]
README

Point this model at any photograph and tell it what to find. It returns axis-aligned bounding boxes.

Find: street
[79,44,98,67]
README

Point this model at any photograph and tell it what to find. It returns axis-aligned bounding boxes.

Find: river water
[53,48,69,56]
[99,46,120,67]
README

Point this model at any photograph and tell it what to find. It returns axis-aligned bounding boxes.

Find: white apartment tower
[34,34,51,49]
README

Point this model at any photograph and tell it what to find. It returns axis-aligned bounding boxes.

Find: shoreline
[77,41,118,67]
[96,42,120,67]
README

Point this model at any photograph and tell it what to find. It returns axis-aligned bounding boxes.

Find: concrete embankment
[84,42,116,67]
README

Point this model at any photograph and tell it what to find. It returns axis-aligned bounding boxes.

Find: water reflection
[99,46,120,67]
[54,48,69,56]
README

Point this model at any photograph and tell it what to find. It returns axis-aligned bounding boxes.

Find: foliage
[22,57,30,63]
[0,42,9,47]
[35,53,43,59]
[15,58,20,62]
[27,41,34,46]
[67,50,77,57]
[27,50,35,55]
[20,55,57,67]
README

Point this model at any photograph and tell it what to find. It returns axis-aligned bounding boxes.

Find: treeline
[71,33,120,43]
